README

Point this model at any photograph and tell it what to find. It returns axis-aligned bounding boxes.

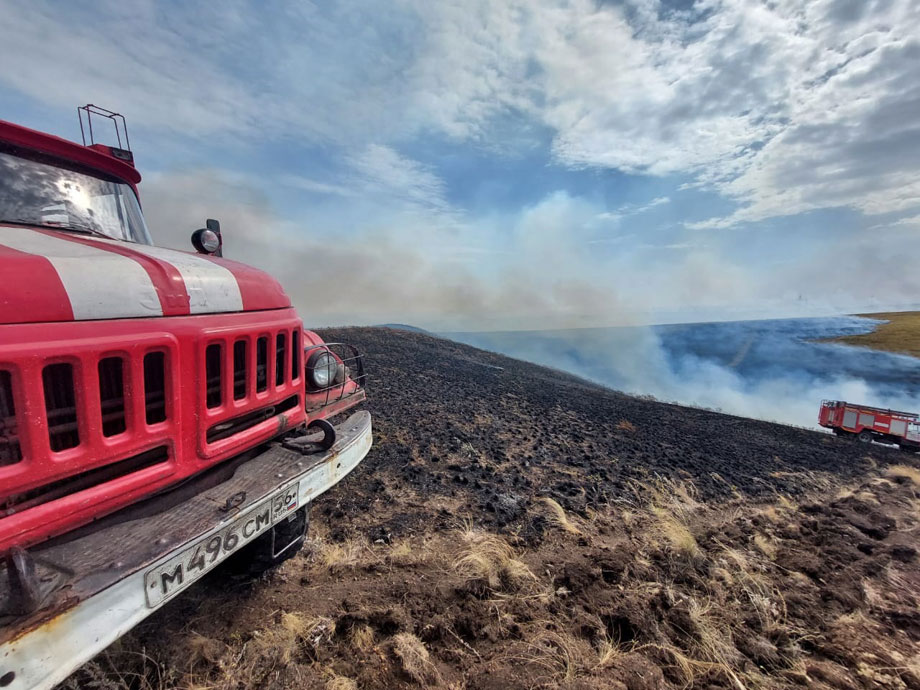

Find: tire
[224,505,310,576]
[858,430,873,443]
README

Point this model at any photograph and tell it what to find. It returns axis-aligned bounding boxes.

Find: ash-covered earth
[316,327,902,539]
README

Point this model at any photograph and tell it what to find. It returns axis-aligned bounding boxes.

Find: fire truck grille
[201,329,304,447]
[206,395,299,443]
[144,352,167,424]
[256,336,268,392]
[43,363,80,452]
[275,333,287,385]
[233,340,247,400]
[0,370,21,466]
[2,446,169,515]
[98,357,127,437]
[205,344,222,408]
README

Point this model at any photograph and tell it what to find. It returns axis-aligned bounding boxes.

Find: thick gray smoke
[141,171,920,428]
[448,320,920,429]
[142,172,640,331]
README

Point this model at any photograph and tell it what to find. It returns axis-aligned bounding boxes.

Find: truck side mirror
[191,218,223,256]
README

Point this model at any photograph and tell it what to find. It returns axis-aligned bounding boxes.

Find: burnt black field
[442,315,920,428]
[316,326,904,539]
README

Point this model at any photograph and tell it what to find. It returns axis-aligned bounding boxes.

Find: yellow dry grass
[820,311,920,358]
[650,505,700,556]
[594,635,626,669]
[645,642,750,690]
[538,497,582,534]
[776,494,797,511]
[753,534,777,560]
[392,633,441,686]
[387,540,425,567]
[512,630,591,684]
[718,547,786,628]
[453,524,536,592]
[350,624,375,653]
[320,539,367,570]
[642,478,701,557]
[325,676,358,690]
[885,464,920,485]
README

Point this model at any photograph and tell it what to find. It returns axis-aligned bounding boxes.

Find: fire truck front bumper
[0,411,372,690]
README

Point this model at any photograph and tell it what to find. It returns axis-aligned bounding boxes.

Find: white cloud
[406,0,920,224]
[870,213,920,230]
[3,0,918,235]
[346,145,450,212]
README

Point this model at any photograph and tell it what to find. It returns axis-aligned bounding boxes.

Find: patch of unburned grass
[325,675,358,690]
[319,539,368,571]
[453,523,536,592]
[392,633,441,686]
[538,497,582,535]
[886,464,920,485]
[350,624,375,653]
[635,477,702,557]
[650,505,700,557]
[512,630,591,684]
[753,534,777,560]
[820,311,920,358]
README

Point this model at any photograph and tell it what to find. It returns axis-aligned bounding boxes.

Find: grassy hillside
[823,312,920,358]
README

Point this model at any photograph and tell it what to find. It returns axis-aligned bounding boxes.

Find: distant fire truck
[0,106,372,689]
[819,400,920,451]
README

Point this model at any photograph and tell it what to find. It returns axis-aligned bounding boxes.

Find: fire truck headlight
[191,228,221,254]
[306,351,344,389]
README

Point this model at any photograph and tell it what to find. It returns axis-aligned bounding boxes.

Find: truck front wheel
[858,430,873,443]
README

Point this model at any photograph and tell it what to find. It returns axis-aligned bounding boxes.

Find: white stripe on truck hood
[92,238,244,314]
[0,227,163,319]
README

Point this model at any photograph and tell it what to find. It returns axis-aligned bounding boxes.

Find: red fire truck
[0,106,372,689]
[819,400,920,451]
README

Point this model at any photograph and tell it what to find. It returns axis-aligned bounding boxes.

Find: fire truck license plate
[144,481,300,607]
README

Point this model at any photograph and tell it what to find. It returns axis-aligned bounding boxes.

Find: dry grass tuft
[320,539,367,571]
[651,506,699,556]
[184,632,226,667]
[388,540,421,567]
[753,534,777,560]
[638,477,702,557]
[326,675,358,690]
[350,624,376,653]
[646,642,748,690]
[595,634,625,669]
[454,525,536,592]
[392,632,441,685]
[776,494,797,511]
[538,497,582,534]
[513,630,590,684]
[886,464,920,485]
[719,547,786,629]
[686,598,748,688]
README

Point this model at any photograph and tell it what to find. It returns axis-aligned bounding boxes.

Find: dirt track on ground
[65,328,920,690]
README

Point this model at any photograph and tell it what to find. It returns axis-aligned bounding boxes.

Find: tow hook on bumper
[283,418,337,454]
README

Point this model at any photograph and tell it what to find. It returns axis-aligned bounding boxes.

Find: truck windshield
[0,147,152,244]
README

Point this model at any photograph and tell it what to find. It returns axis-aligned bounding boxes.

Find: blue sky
[2,0,919,329]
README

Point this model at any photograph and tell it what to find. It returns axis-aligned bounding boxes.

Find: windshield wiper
[1,218,112,240]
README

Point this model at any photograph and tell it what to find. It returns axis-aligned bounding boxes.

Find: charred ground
[313,328,903,538]
[65,327,920,690]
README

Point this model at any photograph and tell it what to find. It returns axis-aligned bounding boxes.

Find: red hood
[0,225,290,324]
